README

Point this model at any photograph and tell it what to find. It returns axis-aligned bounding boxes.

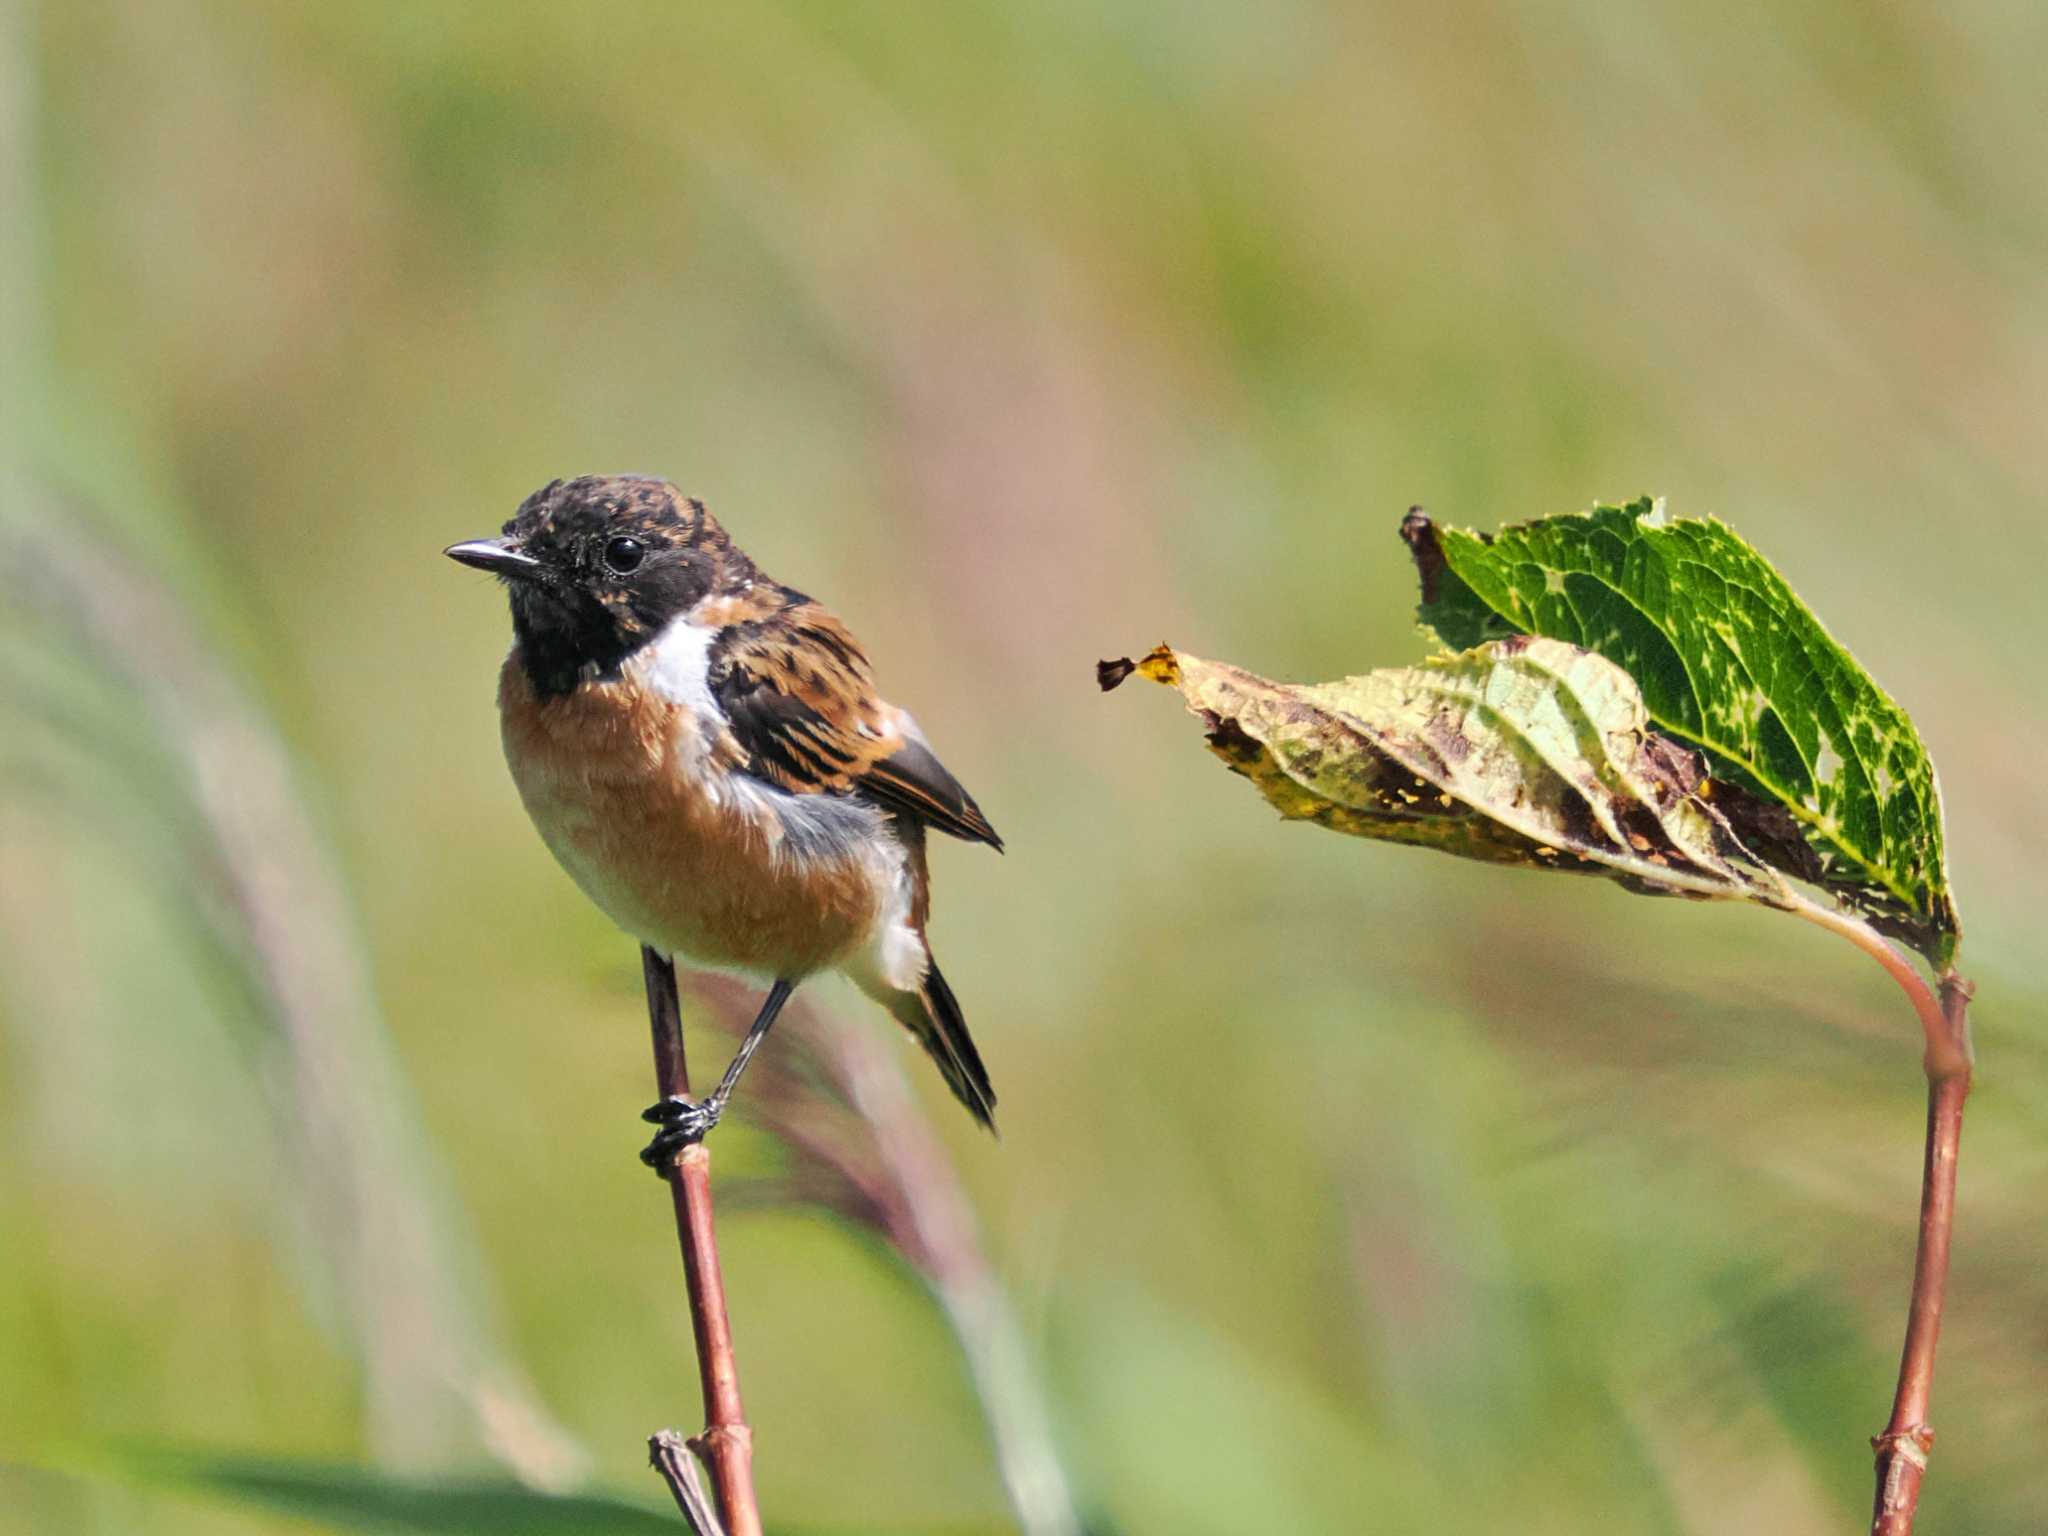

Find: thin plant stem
[642,948,763,1536]
[1783,896,1973,1534]
[678,974,1084,1536]
[1869,974,1973,1536]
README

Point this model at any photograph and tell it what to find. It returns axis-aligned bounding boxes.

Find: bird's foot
[639,1095,723,1170]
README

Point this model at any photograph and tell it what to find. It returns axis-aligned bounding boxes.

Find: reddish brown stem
[643,947,763,1536]
[1870,973,1973,1536]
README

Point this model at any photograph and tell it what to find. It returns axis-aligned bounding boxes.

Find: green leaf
[30,1444,972,1536]
[1402,500,1959,966]
[20,1447,677,1535]
[1099,637,1801,912]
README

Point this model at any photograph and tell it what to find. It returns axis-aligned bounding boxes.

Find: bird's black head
[446,475,747,696]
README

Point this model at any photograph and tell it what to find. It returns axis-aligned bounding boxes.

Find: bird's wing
[709,602,1003,849]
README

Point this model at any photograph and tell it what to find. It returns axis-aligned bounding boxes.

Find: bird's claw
[639,1095,722,1170]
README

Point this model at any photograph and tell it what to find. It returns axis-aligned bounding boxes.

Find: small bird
[446,475,999,1166]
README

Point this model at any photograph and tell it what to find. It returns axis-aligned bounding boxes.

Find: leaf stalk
[1783,894,1967,1080]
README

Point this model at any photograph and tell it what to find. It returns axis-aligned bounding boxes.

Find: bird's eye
[603,537,645,575]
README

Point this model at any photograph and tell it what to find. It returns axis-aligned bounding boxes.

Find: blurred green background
[4,3,2046,1533]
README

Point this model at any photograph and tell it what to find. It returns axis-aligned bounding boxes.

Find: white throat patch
[644,613,724,724]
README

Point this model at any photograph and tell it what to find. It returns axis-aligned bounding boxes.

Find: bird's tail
[878,952,997,1132]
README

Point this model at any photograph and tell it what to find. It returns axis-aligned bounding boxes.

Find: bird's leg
[640,978,797,1168]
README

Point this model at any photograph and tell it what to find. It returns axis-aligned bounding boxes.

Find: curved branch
[1782,894,1965,1080]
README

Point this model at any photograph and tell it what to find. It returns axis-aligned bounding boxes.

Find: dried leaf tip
[1098,646,1181,692]
[1398,508,1445,603]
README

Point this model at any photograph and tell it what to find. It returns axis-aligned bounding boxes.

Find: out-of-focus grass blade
[1712,1268,1887,1515]
[100,1449,681,1535]
[26,1446,1015,1536]
[0,499,585,1485]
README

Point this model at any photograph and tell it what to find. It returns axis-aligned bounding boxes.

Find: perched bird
[446,475,999,1166]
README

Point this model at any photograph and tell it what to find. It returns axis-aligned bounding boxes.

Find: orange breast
[497,651,889,976]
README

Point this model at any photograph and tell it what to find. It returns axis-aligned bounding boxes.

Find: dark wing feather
[863,739,1003,850]
[709,603,1001,848]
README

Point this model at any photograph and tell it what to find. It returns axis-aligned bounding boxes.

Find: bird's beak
[444,537,543,578]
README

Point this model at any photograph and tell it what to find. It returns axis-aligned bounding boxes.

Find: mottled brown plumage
[710,602,1003,850]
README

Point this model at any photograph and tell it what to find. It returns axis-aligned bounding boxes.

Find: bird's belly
[499,664,890,977]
